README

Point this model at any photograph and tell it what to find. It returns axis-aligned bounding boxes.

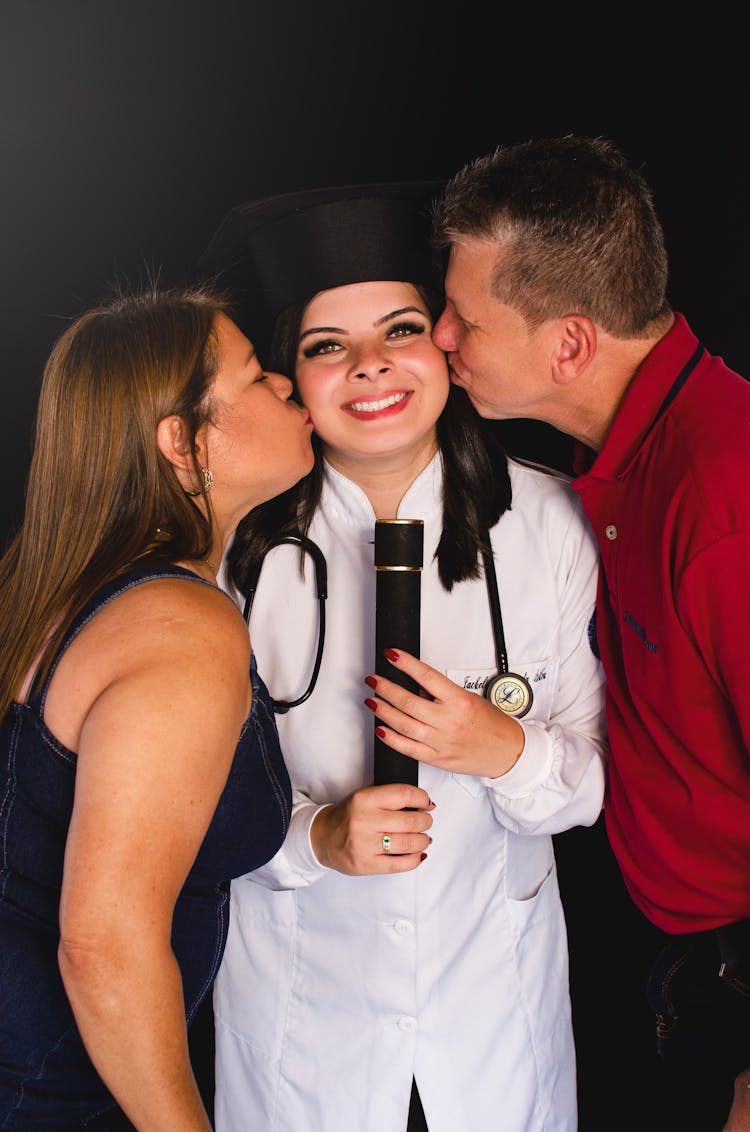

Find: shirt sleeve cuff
[480,721,554,797]
[291,801,333,878]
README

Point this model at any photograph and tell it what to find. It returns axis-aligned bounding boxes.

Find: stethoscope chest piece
[484,672,533,718]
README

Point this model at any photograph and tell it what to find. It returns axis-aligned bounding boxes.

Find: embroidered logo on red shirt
[624,611,658,653]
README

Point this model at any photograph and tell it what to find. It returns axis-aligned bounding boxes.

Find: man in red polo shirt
[431,134,750,1132]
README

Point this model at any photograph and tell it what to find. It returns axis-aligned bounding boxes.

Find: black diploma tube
[373,519,423,787]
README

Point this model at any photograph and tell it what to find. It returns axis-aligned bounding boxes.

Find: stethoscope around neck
[242,532,533,718]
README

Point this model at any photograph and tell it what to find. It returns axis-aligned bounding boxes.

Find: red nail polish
[419,852,427,862]
[375,726,386,739]
[364,697,377,711]
[383,648,399,662]
[364,675,377,689]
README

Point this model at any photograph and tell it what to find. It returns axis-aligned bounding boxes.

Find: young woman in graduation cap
[199,185,607,1132]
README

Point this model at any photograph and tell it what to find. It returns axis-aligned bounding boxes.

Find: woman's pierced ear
[185,467,213,497]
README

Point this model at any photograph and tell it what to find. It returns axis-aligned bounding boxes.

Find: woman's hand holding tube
[364,648,526,779]
[310,783,434,875]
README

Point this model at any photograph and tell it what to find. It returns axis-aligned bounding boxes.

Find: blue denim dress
[0,565,292,1129]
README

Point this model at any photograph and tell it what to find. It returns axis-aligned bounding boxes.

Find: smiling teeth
[348,392,408,412]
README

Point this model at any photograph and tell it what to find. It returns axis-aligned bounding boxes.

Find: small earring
[185,466,213,498]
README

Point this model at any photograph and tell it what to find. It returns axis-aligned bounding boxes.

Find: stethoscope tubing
[244,530,532,716]
[242,534,327,714]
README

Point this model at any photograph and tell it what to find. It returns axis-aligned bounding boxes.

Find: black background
[2,6,748,1129]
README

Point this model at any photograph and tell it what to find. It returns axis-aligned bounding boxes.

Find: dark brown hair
[434,134,671,337]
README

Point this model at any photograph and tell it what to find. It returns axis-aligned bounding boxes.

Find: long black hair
[226,285,511,595]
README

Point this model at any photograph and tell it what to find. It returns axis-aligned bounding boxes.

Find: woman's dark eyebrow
[374,306,425,327]
[299,325,346,342]
[298,326,348,341]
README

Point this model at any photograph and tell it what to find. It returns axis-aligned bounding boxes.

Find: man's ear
[156,415,193,473]
[552,316,596,385]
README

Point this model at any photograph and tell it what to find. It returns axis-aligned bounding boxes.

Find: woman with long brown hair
[0,284,313,1129]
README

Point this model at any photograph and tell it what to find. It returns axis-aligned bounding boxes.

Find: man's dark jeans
[646,923,750,1131]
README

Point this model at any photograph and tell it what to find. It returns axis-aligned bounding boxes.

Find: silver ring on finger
[382,834,392,855]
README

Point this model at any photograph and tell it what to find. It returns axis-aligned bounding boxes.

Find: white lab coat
[214,454,606,1132]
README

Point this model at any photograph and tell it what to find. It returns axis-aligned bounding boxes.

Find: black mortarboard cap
[196,181,444,360]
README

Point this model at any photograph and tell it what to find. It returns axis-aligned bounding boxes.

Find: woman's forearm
[59,935,212,1131]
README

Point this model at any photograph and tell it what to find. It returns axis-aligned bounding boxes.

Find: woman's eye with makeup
[301,338,341,358]
[387,320,426,340]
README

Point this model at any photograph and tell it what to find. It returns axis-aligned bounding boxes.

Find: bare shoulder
[45,574,251,747]
[97,574,250,671]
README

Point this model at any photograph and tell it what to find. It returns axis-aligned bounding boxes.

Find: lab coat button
[397,1016,417,1032]
[394,919,414,936]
